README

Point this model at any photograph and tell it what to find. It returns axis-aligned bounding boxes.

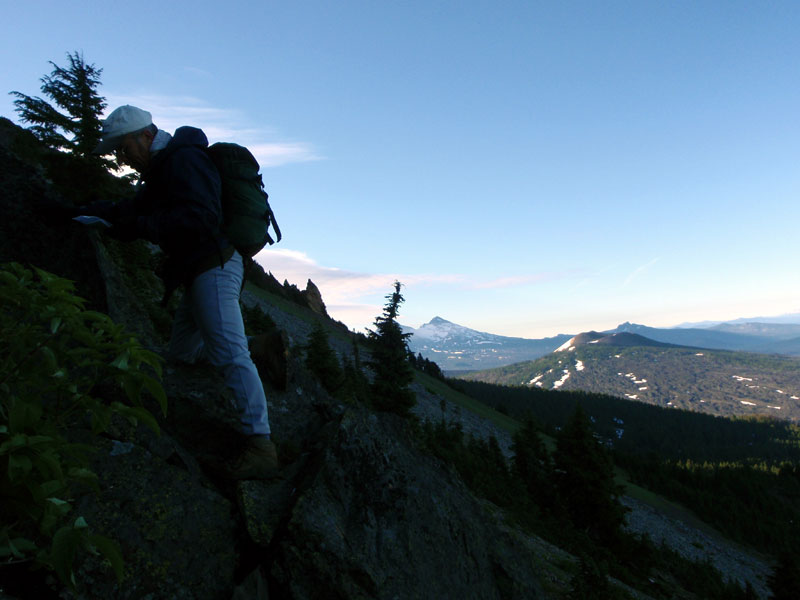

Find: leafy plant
[0,262,166,588]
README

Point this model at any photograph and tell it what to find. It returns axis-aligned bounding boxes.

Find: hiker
[89,105,277,479]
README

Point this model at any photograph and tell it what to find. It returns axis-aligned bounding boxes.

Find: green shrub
[0,262,166,588]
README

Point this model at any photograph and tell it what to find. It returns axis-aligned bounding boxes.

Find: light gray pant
[168,251,270,436]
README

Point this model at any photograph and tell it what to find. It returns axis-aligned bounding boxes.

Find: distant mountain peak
[405,317,572,370]
[429,316,452,325]
[556,330,673,352]
[615,322,646,332]
[556,331,604,352]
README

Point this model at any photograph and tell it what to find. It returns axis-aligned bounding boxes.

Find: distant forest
[450,378,800,557]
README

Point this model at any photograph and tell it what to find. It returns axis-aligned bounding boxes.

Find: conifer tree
[554,405,627,545]
[340,334,370,402]
[304,321,344,393]
[11,52,108,162]
[367,281,415,416]
[512,417,555,510]
[340,354,368,404]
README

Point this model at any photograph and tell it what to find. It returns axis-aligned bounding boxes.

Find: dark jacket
[99,127,232,299]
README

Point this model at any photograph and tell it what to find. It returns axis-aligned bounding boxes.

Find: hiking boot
[249,329,289,391]
[227,436,279,480]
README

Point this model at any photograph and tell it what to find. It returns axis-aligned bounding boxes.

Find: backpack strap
[259,183,281,244]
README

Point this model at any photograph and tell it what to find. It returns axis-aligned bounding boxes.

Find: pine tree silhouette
[367,281,415,416]
[512,417,555,511]
[554,405,627,545]
[11,52,111,167]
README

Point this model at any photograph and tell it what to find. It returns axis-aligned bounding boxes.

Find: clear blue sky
[4,1,800,337]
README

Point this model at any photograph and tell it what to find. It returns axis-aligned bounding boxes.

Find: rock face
[73,432,238,600]
[268,408,545,599]
[303,278,327,317]
[1,118,555,599]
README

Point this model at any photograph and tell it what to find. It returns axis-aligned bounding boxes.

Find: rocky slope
[1,118,560,599]
[0,117,775,599]
[244,288,775,597]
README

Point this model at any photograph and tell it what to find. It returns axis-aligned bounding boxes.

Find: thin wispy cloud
[182,66,212,78]
[255,248,458,330]
[623,257,660,287]
[472,271,582,290]
[104,93,322,167]
[255,249,588,330]
[248,142,324,168]
[256,249,578,300]
[324,303,386,332]
[254,248,461,302]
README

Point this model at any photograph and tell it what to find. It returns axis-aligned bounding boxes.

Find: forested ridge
[461,343,800,420]
[451,378,800,560]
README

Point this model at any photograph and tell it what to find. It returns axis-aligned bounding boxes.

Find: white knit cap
[93,105,153,154]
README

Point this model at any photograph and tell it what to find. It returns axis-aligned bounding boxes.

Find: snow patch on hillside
[555,337,576,352]
[553,369,570,389]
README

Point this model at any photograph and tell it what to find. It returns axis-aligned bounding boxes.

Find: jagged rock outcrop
[244,259,329,318]
[303,278,327,317]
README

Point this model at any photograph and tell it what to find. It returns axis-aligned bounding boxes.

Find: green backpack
[206,142,281,257]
